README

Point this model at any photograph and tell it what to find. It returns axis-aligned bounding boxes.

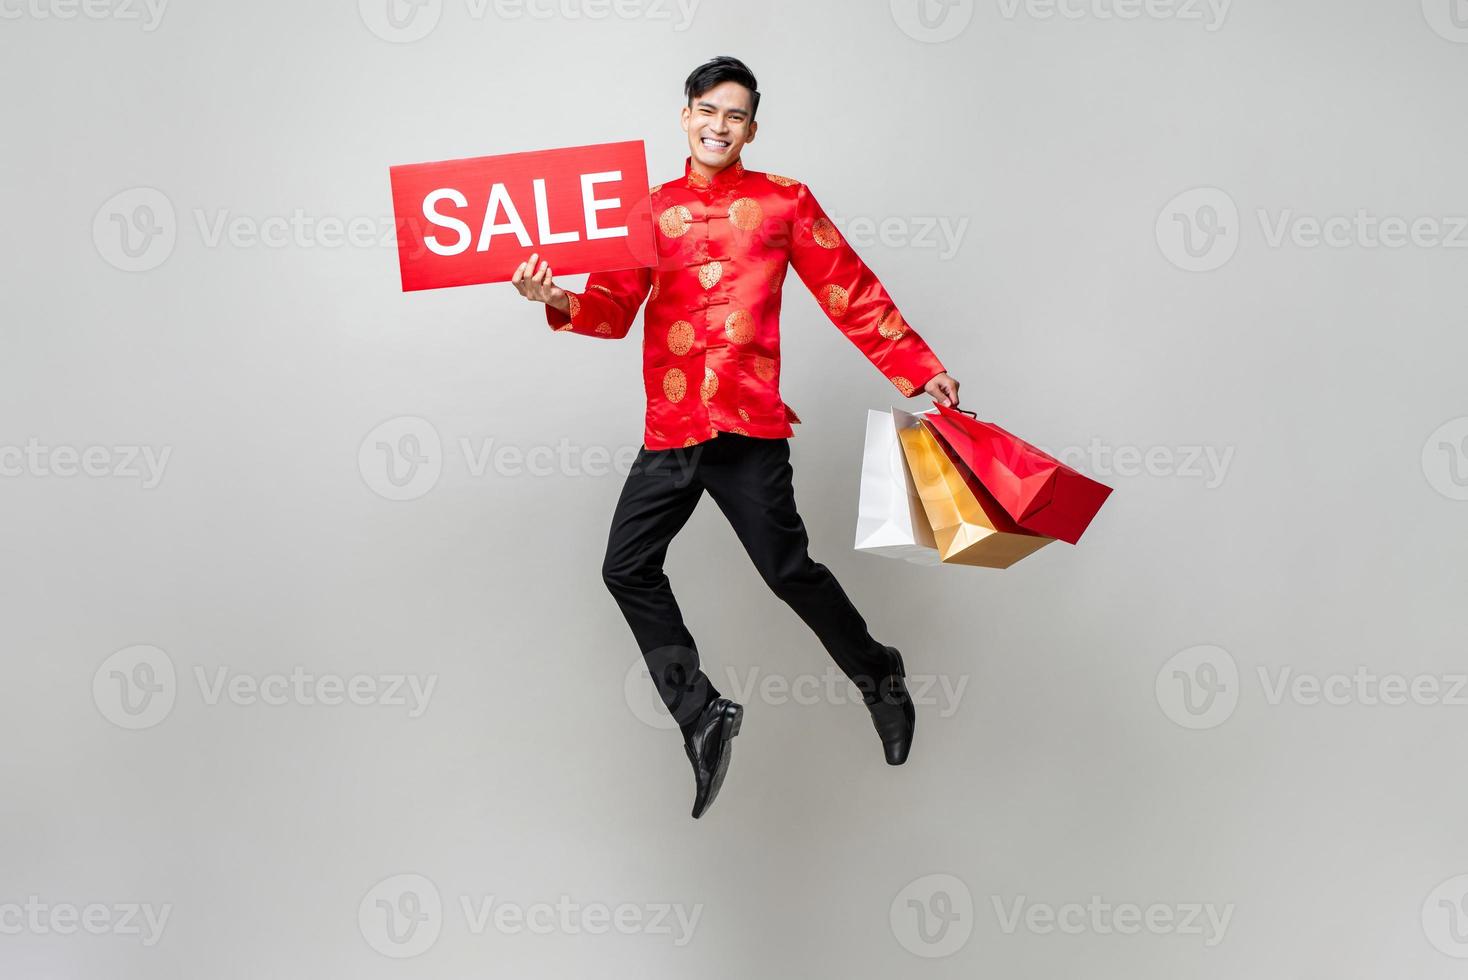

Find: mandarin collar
[684,155,746,191]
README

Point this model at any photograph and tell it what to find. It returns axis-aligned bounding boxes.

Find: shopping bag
[854,409,940,565]
[921,404,1112,545]
[894,409,1054,569]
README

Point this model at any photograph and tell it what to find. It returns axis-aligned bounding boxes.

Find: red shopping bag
[921,404,1112,545]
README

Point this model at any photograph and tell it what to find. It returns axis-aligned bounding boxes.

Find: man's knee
[602,553,632,595]
[759,552,822,601]
[602,548,653,597]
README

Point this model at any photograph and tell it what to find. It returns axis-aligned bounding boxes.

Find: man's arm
[786,183,960,406]
[512,251,652,339]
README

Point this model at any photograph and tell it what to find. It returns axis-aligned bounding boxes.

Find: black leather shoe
[684,697,743,819]
[868,646,915,766]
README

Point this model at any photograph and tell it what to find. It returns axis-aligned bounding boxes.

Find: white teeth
[701,138,729,149]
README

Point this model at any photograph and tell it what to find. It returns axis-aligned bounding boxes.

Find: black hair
[684,56,760,120]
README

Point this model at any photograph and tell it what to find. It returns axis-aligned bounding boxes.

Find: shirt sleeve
[787,182,946,398]
[544,266,653,340]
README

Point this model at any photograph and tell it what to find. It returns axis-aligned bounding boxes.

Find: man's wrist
[545,291,576,330]
[918,369,946,393]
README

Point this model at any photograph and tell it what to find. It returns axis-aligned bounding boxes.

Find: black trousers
[601,433,894,736]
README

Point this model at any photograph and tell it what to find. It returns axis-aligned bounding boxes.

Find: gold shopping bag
[893,409,1054,569]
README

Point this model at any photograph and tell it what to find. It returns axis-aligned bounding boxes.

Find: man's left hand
[924,373,961,408]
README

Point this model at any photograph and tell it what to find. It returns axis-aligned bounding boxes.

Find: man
[512,56,960,819]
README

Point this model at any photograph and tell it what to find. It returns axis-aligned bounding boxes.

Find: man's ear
[745,120,757,144]
[680,104,691,132]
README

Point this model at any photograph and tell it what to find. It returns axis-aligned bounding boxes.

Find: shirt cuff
[896,361,945,398]
[544,292,578,330]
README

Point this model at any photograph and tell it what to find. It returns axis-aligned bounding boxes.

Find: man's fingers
[511,255,560,304]
[928,378,956,408]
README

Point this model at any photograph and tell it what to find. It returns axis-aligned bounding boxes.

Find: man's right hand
[511,252,570,313]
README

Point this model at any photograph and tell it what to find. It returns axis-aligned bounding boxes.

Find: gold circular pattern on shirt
[567,293,580,321]
[877,308,908,340]
[754,355,777,382]
[737,407,750,422]
[659,205,693,238]
[701,367,719,403]
[767,262,786,293]
[649,183,663,195]
[811,218,842,249]
[594,321,612,335]
[892,375,915,397]
[727,197,762,231]
[732,425,749,435]
[697,260,722,289]
[663,367,688,402]
[725,309,754,344]
[649,276,661,301]
[766,173,798,187]
[819,284,849,317]
[666,320,694,356]
[683,436,699,447]
[589,283,613,295]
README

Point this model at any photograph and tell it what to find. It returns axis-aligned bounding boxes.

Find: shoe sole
[694,703,743,819]
[885,647,914,766]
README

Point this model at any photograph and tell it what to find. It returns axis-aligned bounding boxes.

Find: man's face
[681,80,757,170]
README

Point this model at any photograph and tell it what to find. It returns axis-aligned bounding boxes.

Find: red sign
[390,140,656,292]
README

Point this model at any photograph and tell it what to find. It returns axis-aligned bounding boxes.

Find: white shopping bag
[854,408,940,564]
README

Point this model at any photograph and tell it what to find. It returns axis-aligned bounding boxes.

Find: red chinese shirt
[546,156,946,450]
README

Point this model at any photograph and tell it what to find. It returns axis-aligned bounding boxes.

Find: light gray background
[3,0,1468,977]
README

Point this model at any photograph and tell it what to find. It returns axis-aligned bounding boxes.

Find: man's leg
[602,445,720,739]
[699,434,895,704]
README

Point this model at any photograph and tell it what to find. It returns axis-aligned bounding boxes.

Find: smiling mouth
[700,137,731,151]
